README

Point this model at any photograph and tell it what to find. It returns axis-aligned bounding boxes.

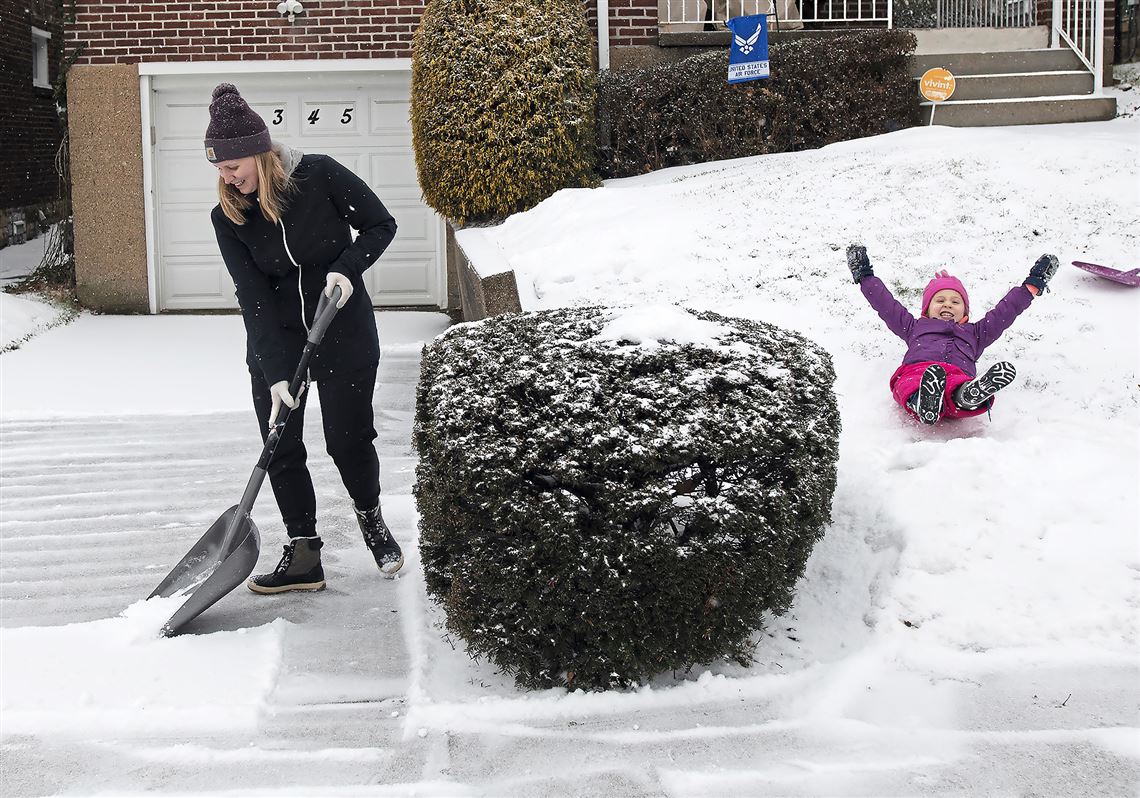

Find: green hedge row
[597,31,921,178]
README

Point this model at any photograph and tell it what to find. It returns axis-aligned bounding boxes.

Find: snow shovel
[149,285,344,637]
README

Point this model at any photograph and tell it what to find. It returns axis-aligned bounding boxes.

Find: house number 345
[269,108,355,125]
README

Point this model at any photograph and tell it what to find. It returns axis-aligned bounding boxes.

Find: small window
[32,27,51,89]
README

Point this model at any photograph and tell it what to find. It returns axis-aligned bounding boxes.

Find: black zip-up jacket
[212,153,397,386]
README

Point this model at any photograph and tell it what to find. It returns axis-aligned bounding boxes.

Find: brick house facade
[61,0,1116,313]
[60,0,664,312]
[64,1,659,66]
[0,0,65,247]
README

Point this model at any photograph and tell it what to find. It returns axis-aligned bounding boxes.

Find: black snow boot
[953,361,1017,410]
[906,364,947,425]
[355,503,404,577]
[248,536,325,594]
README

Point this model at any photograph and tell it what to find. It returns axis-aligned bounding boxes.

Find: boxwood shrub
[597,30,921,178]
[414,306,840,690]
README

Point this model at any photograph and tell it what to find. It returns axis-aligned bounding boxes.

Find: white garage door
[149,70,443,311]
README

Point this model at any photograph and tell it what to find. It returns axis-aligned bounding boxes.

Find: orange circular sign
[919,68,956,102]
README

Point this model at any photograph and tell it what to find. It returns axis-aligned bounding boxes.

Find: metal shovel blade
[149,505,261,636]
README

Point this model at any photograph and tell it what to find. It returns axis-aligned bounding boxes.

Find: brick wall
[0,0,64,209]
[67,0,429,63]
[66,1,657,63]
[606,0,659,46]
[1037,0,1116,39]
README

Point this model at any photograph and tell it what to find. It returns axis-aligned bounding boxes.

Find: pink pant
[890,361,989,421]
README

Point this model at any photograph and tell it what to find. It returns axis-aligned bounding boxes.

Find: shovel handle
[309,284,343,345]
[263,284,345,467]
[281,284,343,402]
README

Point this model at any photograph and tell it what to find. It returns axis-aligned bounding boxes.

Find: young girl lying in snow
[845,245,1059,425]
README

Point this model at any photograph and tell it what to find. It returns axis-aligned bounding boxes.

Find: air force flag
[727,15,770,83]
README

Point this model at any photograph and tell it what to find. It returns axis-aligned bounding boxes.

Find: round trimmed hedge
[410,0,598,225]
[413,306,840,690]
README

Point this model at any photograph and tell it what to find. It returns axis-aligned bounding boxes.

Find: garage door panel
[249,99,299,137]
[158,153,219,203]
[367,105,411,136]
[369,152,418,187]
[368,112,411,137]
[152,71,441,311]
[160,205,218,257]
[261,100,298,137]
[365,254,436,302]
[373,239,439,293]
[158,101,212,143]
[385,204,434,248]
[367,79,411,103]
[163,258,236,310]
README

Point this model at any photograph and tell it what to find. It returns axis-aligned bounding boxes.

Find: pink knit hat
[921,271,969,318]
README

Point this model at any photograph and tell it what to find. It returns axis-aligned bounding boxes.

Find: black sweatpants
[251,366,381,539]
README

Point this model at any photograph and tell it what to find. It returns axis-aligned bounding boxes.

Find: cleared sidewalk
[1,310,452,793]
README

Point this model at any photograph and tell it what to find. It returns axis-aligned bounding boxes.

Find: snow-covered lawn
[1,86,1138,794]
[1,227,76,352]
[0,232,47,287]
[0,291,72,353]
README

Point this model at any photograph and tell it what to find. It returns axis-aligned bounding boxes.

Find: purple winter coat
[860,276,1034,378]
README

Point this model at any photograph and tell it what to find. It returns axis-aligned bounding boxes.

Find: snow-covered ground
[0,231,46,287]
[0,231,73,353]
[2,87,1138,794]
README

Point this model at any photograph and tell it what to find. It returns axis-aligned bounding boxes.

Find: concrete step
[915,70,1095,101]
[911,26,1049,55]
[921,94,1117,126]
[911,48,1086,77]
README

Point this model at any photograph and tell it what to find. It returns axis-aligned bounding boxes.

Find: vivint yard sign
[919,67,956,124]
[727,15,770,84]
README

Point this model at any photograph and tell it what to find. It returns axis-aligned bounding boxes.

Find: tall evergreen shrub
[411,0,599,225]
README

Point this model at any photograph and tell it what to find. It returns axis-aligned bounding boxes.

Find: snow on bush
[414,305,841,690]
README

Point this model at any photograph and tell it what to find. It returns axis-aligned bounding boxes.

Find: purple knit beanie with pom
[204,83,271,163]
[921,274,970,318]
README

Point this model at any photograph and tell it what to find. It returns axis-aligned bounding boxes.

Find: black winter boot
[248,536,325,594]
[906,364,947,425]
[953,361,1017,410]
[355,504,404,577]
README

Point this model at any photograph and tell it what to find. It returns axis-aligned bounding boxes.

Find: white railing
[658,0,892,30]
[936,0,1037,27]
[656,0,1105,95]
[1052,0,1104,91]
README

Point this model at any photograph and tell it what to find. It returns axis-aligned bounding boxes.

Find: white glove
[324,271,352,309]
[268,380,305,428]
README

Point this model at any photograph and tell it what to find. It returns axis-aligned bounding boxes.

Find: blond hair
[217,150,295,225]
